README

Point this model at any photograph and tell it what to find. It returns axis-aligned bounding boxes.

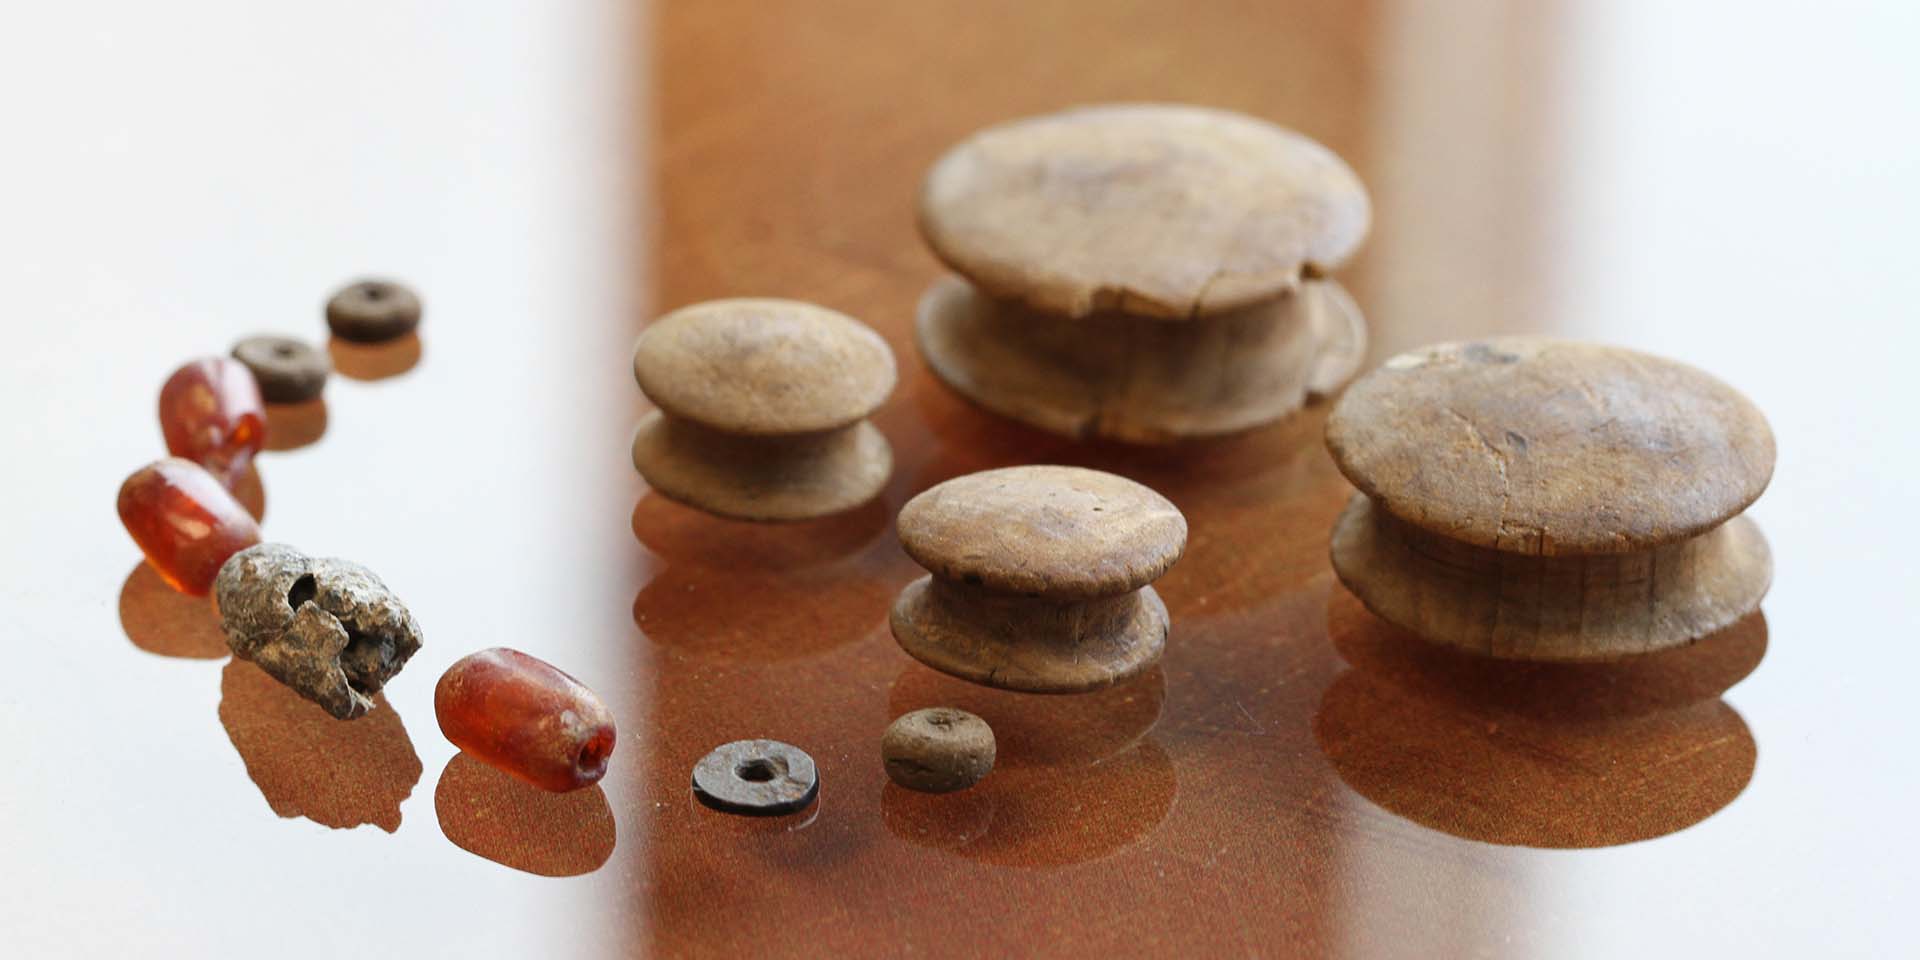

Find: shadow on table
[231,459,266,521]
[119,561,230,659]
[880,736,1176,868]
[880,662,1177,867]
[435,753,616,877]
[329,332,422,381]
[1315,587,1766,848]
[218,658,422,832]
[264,398,328,451]
[630,494,907,662]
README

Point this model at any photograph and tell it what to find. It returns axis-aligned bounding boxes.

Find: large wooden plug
[1326,338,1776,660]
[915,104,1372,443]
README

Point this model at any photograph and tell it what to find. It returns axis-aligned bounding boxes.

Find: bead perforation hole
[286,573,317,610]
[577,728,615,775]
[735,758,778,782]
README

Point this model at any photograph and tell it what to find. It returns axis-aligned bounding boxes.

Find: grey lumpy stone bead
[215,543,424,720]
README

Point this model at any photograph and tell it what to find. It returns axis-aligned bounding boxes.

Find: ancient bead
[326,279,423,343]
[691,740,819,816]
[158,356,266,490]
[890,465,1187,692]
[231,335,330,404]
[117,457,263,596]
[1325,338,1776,660]
[435,648,616,792]
[882,707,996,793]
[215,543,425,720]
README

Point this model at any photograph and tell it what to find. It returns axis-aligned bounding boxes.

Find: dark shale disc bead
[326,279,423,343]
[691,740,820,816]
[231,335,331,403]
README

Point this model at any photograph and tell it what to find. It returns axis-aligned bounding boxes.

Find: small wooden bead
[326,279,422,343]
[915,104,1371,442]
[882,707,996,793]
[890,465,1186,692]
[117,458,262,596]
[231,335,330,403]
[631,298,896,521]
[436,648,616,793]
[1325,338,1776,660]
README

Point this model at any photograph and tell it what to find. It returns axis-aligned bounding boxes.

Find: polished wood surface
[3,1,1918,957]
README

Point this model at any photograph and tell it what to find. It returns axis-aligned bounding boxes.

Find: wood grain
[630,1,1762,956]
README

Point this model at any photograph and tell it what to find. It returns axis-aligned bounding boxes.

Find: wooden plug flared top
[1325,338,1777,661]
[631,298,896,522]
[914,103,1373,443]
[890,465,1187,692]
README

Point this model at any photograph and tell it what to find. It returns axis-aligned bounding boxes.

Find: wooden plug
[1325,338,1776,661]
[890,465,1187,692]
[915,103,1372,443]
[631,299,896,522]
[917,273,1365,443]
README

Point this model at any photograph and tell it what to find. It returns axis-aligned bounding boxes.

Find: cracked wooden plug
[1325,338,1775,661]
[890,465,1187,692]
[631,298,896,521]
[915,103,1371,443]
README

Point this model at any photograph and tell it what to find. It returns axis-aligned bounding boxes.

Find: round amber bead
[117,458,263,596]
[159,356,265,490]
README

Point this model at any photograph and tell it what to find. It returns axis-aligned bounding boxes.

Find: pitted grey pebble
[215,543,423,720]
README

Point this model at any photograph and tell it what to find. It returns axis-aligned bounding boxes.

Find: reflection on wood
[217,658,422,832]
[630,495,902,662]
[630,494,891,567]
[1317,590,1763,848]
[881,737,1177,868]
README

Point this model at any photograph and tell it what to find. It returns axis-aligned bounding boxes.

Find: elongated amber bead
[118,458,263,595]
[159,356,265,490]
[436,648,617,792]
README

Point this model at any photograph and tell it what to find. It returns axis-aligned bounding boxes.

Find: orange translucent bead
[159,356,265,490]
[117,457,263,596]
[436,648,617,793]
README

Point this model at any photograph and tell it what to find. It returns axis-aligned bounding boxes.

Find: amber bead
[117,458,263,596]
[159,356,266,490]
[436,648,616,793]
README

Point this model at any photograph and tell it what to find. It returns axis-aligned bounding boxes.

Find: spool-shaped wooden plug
[890,465,1187,692]
[1326,338,1776,661]
[631,298,896,521]
[915,103,1372,443]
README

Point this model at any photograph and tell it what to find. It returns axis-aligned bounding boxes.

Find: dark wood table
[4,1,1915,956]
